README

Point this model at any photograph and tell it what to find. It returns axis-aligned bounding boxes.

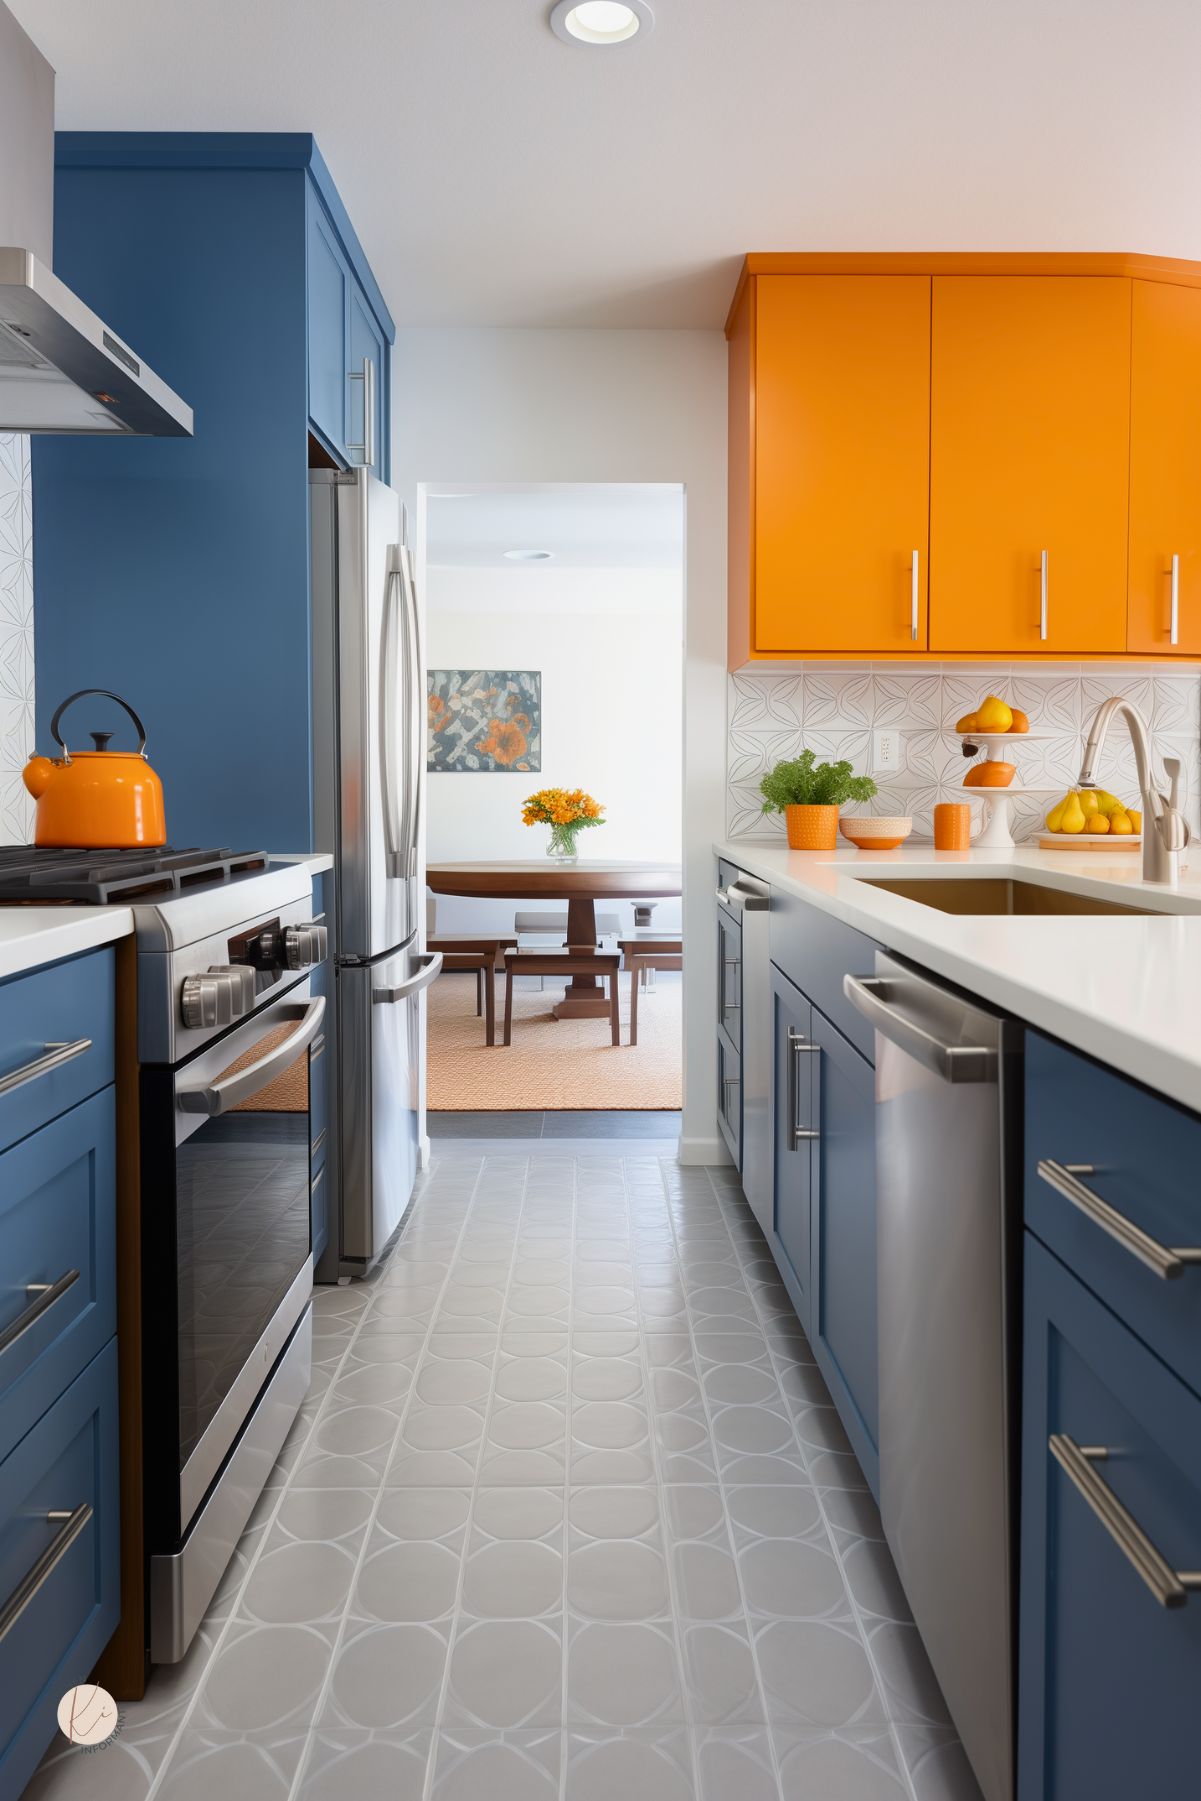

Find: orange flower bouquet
[521,787,605,862]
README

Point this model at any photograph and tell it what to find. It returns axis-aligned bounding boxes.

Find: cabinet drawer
[0,949,115,1156]
[1020,1236,1201,1801]
[770,896,879,1065]
[1025,1032,1201,1396]
[0,1340,119,1801]
[0,1091,116,1458]
[717,1035,741,1166]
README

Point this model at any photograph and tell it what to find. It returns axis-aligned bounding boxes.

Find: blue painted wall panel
[33,165,314,850]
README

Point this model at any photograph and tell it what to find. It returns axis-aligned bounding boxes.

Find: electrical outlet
[873,730,900,775]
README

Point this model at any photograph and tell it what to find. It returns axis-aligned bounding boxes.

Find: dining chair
[502,948,622,1047]
[618,936,683,1046]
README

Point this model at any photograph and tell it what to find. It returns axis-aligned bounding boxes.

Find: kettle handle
[49,690,148,764]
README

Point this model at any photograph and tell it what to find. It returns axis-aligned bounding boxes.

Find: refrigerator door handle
[380,550,405,876]
[374,952,442,1005]
[398,541,423,882]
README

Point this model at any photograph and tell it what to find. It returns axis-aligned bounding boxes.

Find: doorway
[419,482,685,1138]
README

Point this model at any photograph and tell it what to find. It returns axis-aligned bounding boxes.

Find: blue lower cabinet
[770,965,813,1330]
[0,1340,119,1799]
[716,1031,741,1167]
[0,1090,116,1457]
[808,1005,879,1493]
[0,951,115,1157]
[1025,1030,1201,1399]
[1020,1235,1201,1801]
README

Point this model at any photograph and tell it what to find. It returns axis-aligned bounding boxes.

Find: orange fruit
[1084,814,1110,834]
[1008,710,1030,733]
[964,761,1016,789]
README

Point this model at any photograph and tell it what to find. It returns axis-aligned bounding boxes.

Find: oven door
[170,985,323,1532]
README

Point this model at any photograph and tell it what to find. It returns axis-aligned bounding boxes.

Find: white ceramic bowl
[840,815,913,850]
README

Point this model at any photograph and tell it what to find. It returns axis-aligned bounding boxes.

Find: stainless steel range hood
[0,247,193,436]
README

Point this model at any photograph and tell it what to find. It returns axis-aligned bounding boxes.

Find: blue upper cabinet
[307,182,389,472]
[32,134,394,853]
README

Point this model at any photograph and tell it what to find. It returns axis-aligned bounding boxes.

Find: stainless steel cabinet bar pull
[178,997,326,1115]
[1040,549,1049,641]
[0,1270,80,1358]
[911,549,919,642]
[1036,1160,1201,1279]
[787,1027,820,1148]
[375,952,443,1006]
[0,1038,91,1097]
[1170,552,1180,647]
[843,975,997,1083]
[0,1502,93,1643]
[723,957,741,1012]
[1049,1435,1201,1609]
[346,356,376,467]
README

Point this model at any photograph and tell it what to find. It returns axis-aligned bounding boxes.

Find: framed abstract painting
[427,669,542,772]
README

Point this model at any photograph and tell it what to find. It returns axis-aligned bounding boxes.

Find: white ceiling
[425,481,684,570]
[13,0,1201,328]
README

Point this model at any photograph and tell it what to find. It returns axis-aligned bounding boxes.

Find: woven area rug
[427,969,683,1111]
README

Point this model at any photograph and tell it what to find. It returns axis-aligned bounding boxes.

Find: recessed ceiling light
[504,549,555,561]
[549,0,654,47]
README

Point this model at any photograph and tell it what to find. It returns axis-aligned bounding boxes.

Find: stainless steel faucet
[1078,696,1191,885]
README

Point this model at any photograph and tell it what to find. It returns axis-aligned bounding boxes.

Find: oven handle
[177,997,326,1116]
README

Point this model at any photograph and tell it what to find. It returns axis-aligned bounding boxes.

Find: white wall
[393,328,727,1161]
[425,561,683,938]
[0,434,34,844]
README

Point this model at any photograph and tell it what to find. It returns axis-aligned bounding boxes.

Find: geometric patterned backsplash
[727,662,1201,843]
[0,435,34,845]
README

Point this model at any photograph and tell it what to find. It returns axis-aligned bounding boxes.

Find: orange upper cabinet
[929,276,1131,656]
[732,274,931,660]
[1128,280,1201,656]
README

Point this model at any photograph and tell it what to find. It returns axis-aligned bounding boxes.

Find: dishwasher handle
[843,974,998,1083]
[716,883,769,913]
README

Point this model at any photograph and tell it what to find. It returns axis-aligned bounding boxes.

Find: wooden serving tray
[1037,833,1142,852]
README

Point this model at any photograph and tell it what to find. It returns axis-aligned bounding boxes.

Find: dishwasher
[845,952,1020,1801]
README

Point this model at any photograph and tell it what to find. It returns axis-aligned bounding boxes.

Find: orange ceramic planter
[784,804,839,850]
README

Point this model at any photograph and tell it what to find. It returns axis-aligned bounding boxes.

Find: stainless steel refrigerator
[310,468,440,1277]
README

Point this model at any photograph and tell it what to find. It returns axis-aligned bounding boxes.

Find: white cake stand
[948,731,1060,849]
[967,786,1059,848]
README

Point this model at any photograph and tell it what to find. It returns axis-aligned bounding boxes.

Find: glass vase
[546,824,581,863]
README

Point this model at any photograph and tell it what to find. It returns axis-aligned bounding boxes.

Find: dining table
[425,858,683,1020]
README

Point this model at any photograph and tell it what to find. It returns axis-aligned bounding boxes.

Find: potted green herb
[760,750,878,850]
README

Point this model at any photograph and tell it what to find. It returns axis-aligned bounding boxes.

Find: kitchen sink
[856,877,1158,917]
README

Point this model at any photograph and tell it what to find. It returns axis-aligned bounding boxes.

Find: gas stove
[0,846,327,1065]
[0,844,269,904]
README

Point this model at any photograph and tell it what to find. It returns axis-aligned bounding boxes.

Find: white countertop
[269,852,335,876]
[717,838,1201,1114]
[0,906,135,982]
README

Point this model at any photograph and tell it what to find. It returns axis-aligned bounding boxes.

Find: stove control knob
[208,964,257,1017]
[283,922,329,969]
[181,971,236,1030]
[252,926,281,968]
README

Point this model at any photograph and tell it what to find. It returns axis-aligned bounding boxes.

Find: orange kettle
[23,690,167,849]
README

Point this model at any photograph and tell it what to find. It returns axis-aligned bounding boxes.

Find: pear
[1045,794,1070,832]
[956,711,979,733]
[975,694,1014,732]
[1095,789,1122,817]
[1109,809,1134,835]
[1078,789,1101,819]
[1059,793,1087,834]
